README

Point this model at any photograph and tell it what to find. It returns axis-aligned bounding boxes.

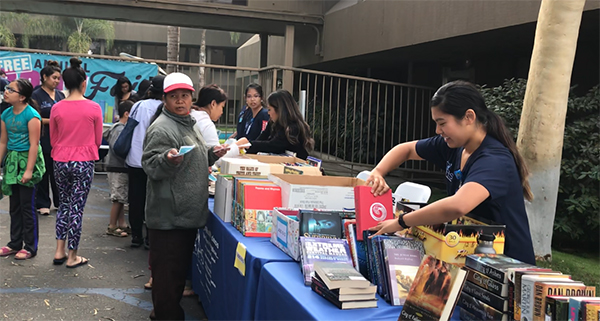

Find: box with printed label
[220,158,271,176]
[234,182,282,237]
[245,155,322,176]
[268,174,365,211]
[410,213,505,266]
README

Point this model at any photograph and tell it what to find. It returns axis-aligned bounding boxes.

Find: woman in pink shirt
[49,58,103,269]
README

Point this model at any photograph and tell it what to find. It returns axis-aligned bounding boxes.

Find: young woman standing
[234,83,269,141]
[0,79,45,260]
[32,61,64,215]
[368,81,535,265]
[50,58,103,268]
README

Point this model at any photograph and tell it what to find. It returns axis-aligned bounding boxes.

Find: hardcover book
[569,297,600,321]
[300,237,353,285]
[354,186,393,241]
[398,255,467,321]
[386,248,421,306]
[299,210,343,239]
[521,275,577,321]
[513,270,565,321]
[465,254,535,283]
[313,261,371,290]
[506,267,553,321]
[544,296,571,321]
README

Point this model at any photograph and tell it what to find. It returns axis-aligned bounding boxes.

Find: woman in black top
[110,76,137,122]
[234,83,269,141]
[31,61,64,215]
[238,90,314,160]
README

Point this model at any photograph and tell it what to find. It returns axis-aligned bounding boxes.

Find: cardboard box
[220,158,271,176]
[245,155,322,176]
[268,174,365,210]
[214,175,233,222]
[410,214,506,266]
[270,208,301,261]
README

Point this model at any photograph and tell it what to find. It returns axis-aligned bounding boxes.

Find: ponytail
[431,81,533,201]
[485,112,533,201]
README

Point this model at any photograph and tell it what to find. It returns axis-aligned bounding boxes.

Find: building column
[259,33,269,68]
[136,42,142,57]
[283,25,295,92]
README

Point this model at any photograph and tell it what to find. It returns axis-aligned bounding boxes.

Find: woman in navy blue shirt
[234,83,269,141]
[368,81,536,265]
[31,61,65,215]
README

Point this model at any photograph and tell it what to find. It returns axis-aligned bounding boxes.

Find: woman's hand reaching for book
[368,219,402,238]
[366,169,390,196]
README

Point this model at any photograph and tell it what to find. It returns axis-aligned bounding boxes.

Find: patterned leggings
[54,161,95,250]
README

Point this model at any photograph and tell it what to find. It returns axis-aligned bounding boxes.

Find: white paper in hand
[237,143,252,148]
[174,145,196,157]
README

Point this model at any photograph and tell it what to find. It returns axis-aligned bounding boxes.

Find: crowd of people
[0,57,536,320]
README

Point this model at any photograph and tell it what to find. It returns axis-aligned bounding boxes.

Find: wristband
[397,213,410,229]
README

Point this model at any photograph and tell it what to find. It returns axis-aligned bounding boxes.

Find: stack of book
[231,177,281,237]
[300,237,354,285]
[458,254,598,321]
[311,261,377,310]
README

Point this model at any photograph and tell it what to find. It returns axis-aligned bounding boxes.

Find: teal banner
[0,50,158,123]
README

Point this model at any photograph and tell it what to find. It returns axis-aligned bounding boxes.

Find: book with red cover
[354,186,393,241]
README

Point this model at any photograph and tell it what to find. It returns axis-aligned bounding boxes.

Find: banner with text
[0,50,158,123]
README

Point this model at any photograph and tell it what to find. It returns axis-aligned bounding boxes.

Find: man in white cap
[142,72,229,320]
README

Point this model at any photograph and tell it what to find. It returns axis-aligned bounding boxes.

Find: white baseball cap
[163,72,195,93]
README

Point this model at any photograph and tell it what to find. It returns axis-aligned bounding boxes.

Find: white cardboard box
[268,174,365,211]
[214,175,233,222]
[270,208,301,261]
[220,158,271,176]
[245,155,322,176]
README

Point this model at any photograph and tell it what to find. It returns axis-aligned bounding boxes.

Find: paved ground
[0,174,207,321]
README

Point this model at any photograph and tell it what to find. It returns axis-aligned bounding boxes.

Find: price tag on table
[234,242,247,276]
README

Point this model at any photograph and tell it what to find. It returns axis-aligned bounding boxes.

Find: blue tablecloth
[192,199,295,321]
[255,262,462,321]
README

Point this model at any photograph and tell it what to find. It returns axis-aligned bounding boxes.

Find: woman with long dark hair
[111,76,137,122]
[0,78,45,260]
[368,80,535,265]
[239,89,314,160]
[32,60,64,215]
[50,58,103,268]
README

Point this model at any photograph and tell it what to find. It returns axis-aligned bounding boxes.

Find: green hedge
[481,79,600,249]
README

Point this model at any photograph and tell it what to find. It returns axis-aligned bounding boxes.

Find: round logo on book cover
[444,231,460,247]
[370,203,387,221]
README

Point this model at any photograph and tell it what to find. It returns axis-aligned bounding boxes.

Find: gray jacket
[103,122,126,172]
[142,107,219,230]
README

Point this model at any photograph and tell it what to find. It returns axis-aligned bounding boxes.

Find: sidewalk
[0,175,207,320]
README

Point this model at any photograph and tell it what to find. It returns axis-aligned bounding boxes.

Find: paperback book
[386,248,421,306]
[300,237,353,285]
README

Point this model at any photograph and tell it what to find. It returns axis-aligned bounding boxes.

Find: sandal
[118,226,132,234]
[14,250,33,260]
[144,277,152,290]
[66,256,88,269]
[106,227,128,237]
[0,246,18,257]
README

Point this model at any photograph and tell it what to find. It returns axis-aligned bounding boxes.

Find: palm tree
[0,12,114,54]
[167,26,180,73]
[198,29,207,88]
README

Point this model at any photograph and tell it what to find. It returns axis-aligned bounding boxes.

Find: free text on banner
[0,50,158,124]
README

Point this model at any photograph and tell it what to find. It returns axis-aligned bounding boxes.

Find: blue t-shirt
[1,105,42,152]
[416,135,536,265]
[236,107,270,141]
[31,87,65,153]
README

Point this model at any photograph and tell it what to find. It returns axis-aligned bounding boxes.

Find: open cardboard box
[244,155,322,176]
[270,208,301,260]
[268,174,365,211]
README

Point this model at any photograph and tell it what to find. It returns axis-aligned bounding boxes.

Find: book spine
[545,297,556,321]
[535,285,589,321]
[508,280,516,320]
[465,256,507,283]
[462,280,508,312]
[467,270,507,297]
[521,279,536,321]
[310,280,343,309]
[556,300,570,321]
[458,292,507,321]
[570,299,583,321]
[460,307,480,321]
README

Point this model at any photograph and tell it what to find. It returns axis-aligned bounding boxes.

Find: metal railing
[0,47,441,178]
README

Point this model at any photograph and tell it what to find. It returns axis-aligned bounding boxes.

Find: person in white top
[125,75,164,248]
[191,84,240,159]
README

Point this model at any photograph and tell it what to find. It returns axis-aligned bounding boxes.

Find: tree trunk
[166,26,180,74]
[517,0,586,260]
[198,29,207,89]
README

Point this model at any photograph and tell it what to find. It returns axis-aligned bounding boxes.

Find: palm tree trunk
[517,0,586,260]
[167,26,180,74]
[198,29,206,89]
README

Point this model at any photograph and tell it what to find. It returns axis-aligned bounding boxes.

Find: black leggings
[128,167,147,240]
